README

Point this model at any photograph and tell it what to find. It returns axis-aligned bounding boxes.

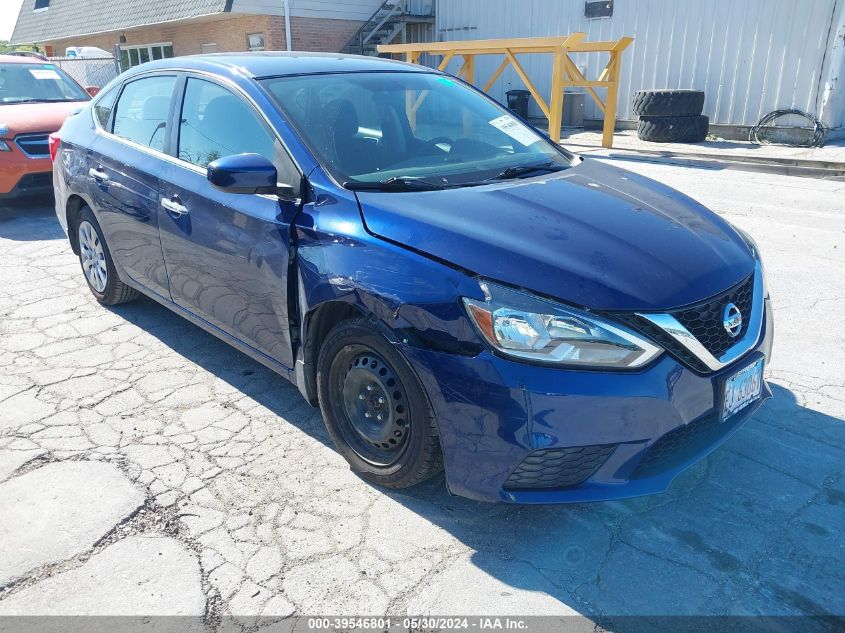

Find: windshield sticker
[30,69,61,80]
[43,64,56,69]
[489,114,539,146]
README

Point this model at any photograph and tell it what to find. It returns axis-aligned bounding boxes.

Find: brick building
[9,0,391,67]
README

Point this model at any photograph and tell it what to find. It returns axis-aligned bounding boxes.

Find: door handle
[161,196,189,217]
[88,167,108,182]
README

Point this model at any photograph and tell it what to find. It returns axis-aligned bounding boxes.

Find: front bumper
[0,151,52,199]
[402,299,774,503]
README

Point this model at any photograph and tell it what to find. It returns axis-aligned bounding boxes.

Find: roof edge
[10,10,231,45]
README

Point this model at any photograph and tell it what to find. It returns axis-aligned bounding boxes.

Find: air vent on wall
[585,0,613,19]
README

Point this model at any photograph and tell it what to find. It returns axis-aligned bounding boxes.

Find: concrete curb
[573,145,845,180]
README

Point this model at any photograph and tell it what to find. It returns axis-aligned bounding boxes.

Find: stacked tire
[633,90,708,143]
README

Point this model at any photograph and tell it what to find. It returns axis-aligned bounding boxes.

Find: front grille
[614,274,756,374]
[616,314,711,374]
[632,413,723,478]
[504,444,617,490]
[670,274,754,358]
[15,133,50,158]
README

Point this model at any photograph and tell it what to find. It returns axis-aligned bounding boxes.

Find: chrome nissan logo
[723,303,742,338]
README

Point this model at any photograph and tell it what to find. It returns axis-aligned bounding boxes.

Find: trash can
[506,90,531,118]
[562,91,585,128]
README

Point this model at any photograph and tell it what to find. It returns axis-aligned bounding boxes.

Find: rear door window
[112,75,177,152]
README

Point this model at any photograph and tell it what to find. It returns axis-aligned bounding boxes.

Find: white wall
[434,0,843,128]
[232,0,383,21]
[819,0,845,130]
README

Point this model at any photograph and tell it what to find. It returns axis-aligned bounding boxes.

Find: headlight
[735,226,767,297]
[463,281,663,368]
[0,140,10,152]
[735,227,761,259]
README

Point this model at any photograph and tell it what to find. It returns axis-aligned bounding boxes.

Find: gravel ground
[0,160,843,629]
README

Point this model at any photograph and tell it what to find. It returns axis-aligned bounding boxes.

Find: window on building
[201,43,218,54]
[118,43,174,71]
[177,77,298,186]
[247,33,266,51]
[34,0,50,12]
[112,75,177,152]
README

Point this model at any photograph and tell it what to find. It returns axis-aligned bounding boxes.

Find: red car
[0,55,94,201]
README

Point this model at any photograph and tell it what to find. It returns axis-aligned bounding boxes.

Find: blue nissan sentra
[50,53,772,503]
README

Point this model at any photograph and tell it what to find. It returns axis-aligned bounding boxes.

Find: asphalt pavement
[0,160,843,629]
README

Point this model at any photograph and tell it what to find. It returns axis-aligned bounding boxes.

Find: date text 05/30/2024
[307,617,529,630]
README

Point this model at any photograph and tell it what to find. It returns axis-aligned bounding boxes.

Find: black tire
[316,318,443,489]
[75,206,139,305]
[637,115,709,143]
[632,90,705,117]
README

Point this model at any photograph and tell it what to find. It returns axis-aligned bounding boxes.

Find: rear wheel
[76,207,139,305]
[317,319,443,488]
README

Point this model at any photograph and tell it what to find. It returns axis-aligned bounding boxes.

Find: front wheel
[76,207,139,305]
[317,319,443,489]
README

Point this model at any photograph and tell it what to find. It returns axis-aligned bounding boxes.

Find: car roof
[128,51,432,80]
[0,54,50,64]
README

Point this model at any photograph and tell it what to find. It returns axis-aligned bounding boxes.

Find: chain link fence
[48,56,121,89]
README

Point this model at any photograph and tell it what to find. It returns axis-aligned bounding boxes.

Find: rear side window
[92,85,118,129]
[177,78,299,185]
[112,75,177,152]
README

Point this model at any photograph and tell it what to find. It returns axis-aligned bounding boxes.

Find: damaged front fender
[291,171,485,403]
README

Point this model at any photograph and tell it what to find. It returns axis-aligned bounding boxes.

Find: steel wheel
[331,346,410,467]
[78,220,107,293]
[317,319,443,489]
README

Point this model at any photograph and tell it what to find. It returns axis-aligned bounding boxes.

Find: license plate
[722,358,764,421]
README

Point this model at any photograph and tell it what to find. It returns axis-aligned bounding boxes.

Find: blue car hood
[355,159,755,311]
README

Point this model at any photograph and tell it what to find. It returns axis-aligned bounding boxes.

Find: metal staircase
[341,1,435,57]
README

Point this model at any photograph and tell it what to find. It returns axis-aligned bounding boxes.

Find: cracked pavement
[0,160,843,628]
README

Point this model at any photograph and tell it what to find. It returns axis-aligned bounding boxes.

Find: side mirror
[85,86,100,97]
[207,153,296,198]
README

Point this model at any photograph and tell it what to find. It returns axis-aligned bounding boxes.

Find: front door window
[176,77,299,187]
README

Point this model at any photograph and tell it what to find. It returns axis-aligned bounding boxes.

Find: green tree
[0,41,39,54]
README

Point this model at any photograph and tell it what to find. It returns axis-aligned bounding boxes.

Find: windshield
[0,62,90,104]
[261,71,573,189]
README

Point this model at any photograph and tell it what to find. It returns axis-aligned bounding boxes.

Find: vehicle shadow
[109,297,844,628]
[387,383,845,628]
[0,198,64,241]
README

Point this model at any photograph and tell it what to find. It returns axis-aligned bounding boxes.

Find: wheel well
[65,195,86,255]
[301,301,365,404]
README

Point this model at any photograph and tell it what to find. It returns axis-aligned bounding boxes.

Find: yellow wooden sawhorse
[378,33,634,148]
